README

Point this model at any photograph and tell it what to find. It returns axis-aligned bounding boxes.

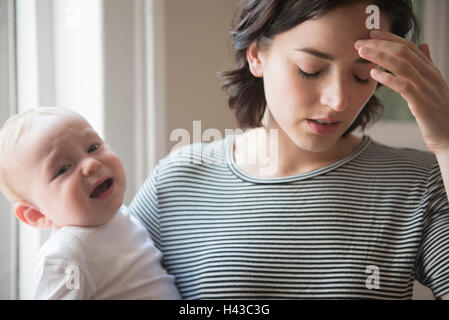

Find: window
[10,0,154,299]
[13,0,104,299]
[0,0,18,300]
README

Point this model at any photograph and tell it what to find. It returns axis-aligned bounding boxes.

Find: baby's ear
[14,201,53,229]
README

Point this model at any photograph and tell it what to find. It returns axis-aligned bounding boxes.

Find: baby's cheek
[62,178,86,214]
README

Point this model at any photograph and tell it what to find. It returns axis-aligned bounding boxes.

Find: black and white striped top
[129,134,449,299]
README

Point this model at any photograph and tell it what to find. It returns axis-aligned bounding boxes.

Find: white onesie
[33,205,181,299]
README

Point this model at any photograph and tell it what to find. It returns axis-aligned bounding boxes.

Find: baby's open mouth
[89,178,113,198]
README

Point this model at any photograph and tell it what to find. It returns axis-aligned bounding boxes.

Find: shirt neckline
[226,133,372,184]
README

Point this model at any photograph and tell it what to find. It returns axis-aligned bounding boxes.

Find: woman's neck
[234,123,363,179]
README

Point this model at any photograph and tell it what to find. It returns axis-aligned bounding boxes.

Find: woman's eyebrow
[294,47,371,64]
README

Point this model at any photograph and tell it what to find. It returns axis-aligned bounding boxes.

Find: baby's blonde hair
[0,107,81,203]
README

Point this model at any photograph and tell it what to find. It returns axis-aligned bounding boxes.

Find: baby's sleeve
[34,263,95,300]
[34,233,96,300]
[414,161,449,299]
[129,164,162,250]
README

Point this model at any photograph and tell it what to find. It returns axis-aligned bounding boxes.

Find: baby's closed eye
[87,143,100,153]
[55,165,70,178]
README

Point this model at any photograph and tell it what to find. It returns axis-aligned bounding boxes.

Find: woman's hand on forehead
[354,29,449,156]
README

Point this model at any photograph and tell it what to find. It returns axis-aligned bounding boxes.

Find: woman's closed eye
[353,75,370,85]
[296,67,370,85]
[297,67,322,80]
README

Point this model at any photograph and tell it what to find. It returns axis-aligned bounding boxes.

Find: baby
[0,107,181,299]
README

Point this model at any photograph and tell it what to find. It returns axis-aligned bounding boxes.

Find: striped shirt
[129,134,449,299]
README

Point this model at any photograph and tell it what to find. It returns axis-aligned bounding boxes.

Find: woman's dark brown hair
[219,0,420,137]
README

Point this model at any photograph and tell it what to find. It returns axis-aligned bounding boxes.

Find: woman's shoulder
[157,135,232,174]
[363,137,437,169]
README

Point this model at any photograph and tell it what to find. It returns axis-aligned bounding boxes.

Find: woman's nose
[320,78,349,112]
[82,158,101,176]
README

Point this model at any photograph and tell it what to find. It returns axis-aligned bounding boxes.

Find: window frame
[0,0,18,300]
[12,0,162,298]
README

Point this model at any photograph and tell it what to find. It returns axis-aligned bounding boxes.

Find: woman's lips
[307,119,340,135]
[310,118,340,124]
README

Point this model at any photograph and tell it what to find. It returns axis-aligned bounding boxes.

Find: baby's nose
[82,158,101,176]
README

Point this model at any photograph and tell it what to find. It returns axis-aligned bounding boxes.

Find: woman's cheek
[359,83,378,109]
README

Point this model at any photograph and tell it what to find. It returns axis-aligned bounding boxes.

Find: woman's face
[251,3,391,152]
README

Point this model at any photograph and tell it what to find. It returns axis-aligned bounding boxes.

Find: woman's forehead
[276,4,390,47]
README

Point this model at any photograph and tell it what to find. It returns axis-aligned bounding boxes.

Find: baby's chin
[95,195,125,224]
[80,199,125,227]
[77,210,120,228]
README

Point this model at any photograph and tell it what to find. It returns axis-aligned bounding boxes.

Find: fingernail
[370,68,381,78]
[359,46,371,55]
[355,40,366,49]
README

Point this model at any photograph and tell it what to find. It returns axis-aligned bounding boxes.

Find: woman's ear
[246,41,264,78]
[14,201,53,229]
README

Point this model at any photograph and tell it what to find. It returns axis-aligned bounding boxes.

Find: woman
[130,0,449,299]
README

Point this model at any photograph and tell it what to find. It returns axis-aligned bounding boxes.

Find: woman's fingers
[357,45,430,91]
[356,39,434,82]
[369,30,431,64]
[418,43,433,63]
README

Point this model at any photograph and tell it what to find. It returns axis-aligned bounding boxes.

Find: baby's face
[10,113,126,228]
